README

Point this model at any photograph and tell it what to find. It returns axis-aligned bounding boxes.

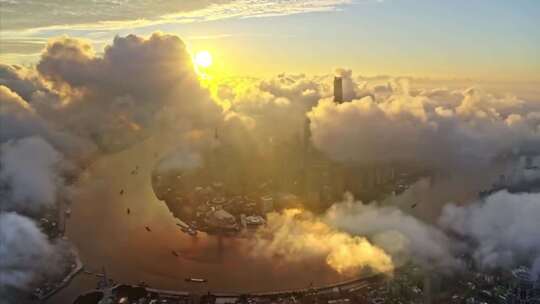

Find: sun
[194,50,213,69]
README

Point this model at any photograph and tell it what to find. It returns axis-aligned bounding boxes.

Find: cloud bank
[0,32,223,298]
[0,212,66,292]
[440,191,540,277]
[326,194,463,272]
[308,84,540,171]
[1,32,540,299]
[0,137,67,214]
[251,208,394,275]
[253,189,540,278]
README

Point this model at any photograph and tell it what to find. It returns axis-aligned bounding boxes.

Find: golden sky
[1,0,539,82]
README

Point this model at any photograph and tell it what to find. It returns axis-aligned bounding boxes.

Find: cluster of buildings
[151,76,428,232]
[480,155,540,198]
[36,197,69,239]
[442,266,540,304]
[32,249,83,301]
[135,76,540,304]
[71,271,386,304]
[302,77,428,207]
[71,264,540,304]
[39,211,63,239]
[378,264,540,304]
[29,203,83,301]
[153,176,274,235]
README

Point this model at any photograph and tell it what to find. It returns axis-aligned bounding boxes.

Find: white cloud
[0,137,65,214]
[164,0,353,21]
[440,191,540,276]
[0,213,66,292]
[1,0,353,32]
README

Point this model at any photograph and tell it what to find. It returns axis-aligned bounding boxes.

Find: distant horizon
[2,1,539,82]
[1,2,540,304]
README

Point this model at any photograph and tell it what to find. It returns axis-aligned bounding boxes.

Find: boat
[185,278,207,283]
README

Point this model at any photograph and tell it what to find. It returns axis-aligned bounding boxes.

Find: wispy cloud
[0,0,354,62]
[1,0,353,32]
[162,0,353,22]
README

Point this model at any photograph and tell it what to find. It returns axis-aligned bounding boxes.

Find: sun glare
[194,50,213,68]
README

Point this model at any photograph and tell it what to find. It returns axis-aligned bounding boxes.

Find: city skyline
[1,2,540,304]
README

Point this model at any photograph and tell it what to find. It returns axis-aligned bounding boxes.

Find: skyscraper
[508,267,540,303]
[303,117,311,151]
[334,76,343,103]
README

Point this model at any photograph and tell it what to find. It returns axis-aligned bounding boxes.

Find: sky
[3,2,540,299]
[1,0,539,81]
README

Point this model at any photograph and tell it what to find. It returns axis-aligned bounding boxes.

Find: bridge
[132,273,389,303]
[74,271,391,303]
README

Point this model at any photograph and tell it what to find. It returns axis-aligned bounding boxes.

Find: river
[48,137,347,304]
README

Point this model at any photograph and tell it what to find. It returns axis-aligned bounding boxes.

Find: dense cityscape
[71,264,540,304]
[1,2,540,304]
[3,74,540,304]
[67,79,539,304]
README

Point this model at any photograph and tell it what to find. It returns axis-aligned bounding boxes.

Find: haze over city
[1,1,539,304]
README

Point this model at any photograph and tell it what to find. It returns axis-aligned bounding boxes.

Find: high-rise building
[301,117,312,194]
[508,267,540,304]
[260,195,274,214]
[334,76,343,103]
[423,273,441,304]
[303,117,311,150]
